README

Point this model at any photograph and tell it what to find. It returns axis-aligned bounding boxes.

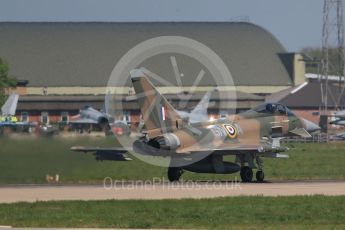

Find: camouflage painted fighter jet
[72,68,320,182]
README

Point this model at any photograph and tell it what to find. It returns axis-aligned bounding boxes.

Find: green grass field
[1,137,345,184]
[0,196,344,229]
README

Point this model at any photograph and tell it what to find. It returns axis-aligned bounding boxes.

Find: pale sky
[0,0,325,51]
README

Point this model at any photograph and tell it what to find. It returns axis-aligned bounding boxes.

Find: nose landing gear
[239,155,265,183]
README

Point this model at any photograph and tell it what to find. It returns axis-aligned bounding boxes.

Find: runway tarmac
[0,181,345,203]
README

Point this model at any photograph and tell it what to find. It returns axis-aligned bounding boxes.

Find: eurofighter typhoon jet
[330,110,345,126]
[0,93,33,128]
[69,93,132,135]
[72,68,320,182]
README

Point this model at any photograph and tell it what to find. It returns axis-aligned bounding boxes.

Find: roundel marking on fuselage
[223,124,238,139]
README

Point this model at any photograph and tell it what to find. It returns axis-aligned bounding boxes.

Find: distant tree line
[302,47,345,75]
[0,58,17,106]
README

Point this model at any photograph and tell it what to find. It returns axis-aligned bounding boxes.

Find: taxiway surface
[0,181,344,203]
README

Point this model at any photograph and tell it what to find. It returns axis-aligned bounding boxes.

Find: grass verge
[0,196,344,229]
[1,137,345,183]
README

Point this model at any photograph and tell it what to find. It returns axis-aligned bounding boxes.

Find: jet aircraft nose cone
[302,118,320,133]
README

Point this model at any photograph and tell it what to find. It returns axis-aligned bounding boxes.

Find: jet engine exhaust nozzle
[148,133,181,150]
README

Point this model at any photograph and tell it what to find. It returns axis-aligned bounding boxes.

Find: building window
[21,112,29,122]
[41,112,49,124]
[312,111,320,116]
[61,112,69,123]
[43,86,48,95]
[123,111,131,123]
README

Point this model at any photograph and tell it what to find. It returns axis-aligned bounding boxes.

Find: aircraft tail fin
[189,91,212,122]
[1,93,19,116]
[130,68,181,137]
[104,91,111,115]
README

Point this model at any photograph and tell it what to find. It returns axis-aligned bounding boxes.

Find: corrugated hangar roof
[0,22,292,87]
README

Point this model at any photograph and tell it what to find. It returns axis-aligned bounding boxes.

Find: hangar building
[0,22,306,125]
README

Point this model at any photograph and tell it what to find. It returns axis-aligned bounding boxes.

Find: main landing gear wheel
[167,167,183,182]
[240,166,253,182]
[256,170,265,182]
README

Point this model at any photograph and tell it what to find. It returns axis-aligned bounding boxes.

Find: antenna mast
[321,0,345,112]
